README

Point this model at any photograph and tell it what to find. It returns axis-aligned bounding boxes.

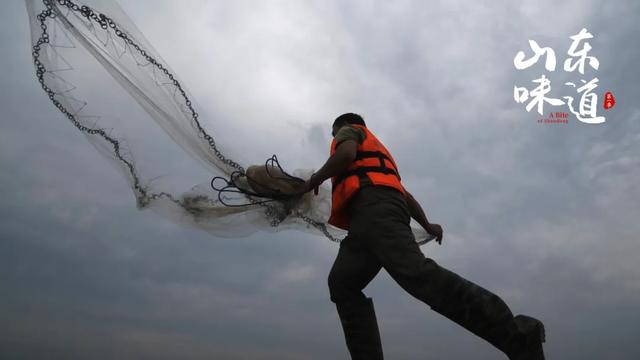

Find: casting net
[26,0,434,244]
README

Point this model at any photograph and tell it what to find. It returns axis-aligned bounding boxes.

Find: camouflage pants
[328,186,517,359]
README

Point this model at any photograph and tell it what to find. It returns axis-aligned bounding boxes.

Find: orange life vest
[328,124,405,230]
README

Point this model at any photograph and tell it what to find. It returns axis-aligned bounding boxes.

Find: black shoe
[507,315,546,360]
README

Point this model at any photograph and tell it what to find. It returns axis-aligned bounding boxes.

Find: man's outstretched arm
[404,190,443,244]
[305,140,358,192]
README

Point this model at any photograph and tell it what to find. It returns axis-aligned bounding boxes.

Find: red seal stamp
[604,91,615,110]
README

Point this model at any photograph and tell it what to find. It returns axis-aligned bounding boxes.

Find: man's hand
[404,190,442,244]
[425,223,444,245]
[304,173,321,195]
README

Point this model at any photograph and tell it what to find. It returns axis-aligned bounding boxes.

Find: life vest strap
[355,150,393,167]
[332,166,400,192]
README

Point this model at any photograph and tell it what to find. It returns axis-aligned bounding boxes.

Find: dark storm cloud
[1,1,639,359]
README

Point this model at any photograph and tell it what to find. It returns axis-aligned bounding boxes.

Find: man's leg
[328,234,384,360]
[364,192,544,359]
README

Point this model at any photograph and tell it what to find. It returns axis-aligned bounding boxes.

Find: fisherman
[304,113,545,360]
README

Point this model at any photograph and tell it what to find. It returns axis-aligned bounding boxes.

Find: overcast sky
[1,0,639,359]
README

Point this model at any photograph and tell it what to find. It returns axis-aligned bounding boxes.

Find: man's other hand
[425,223,443,245]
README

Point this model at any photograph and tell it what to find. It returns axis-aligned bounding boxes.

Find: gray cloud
[1,0,639,359]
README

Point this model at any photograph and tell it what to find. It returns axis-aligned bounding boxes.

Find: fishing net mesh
[26,0,432,244]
